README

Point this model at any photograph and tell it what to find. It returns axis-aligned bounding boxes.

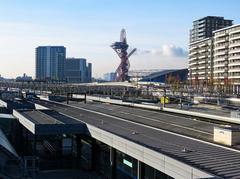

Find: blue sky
[0,0,239,78]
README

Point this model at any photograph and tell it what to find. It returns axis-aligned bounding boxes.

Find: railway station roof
[13,109,86,135]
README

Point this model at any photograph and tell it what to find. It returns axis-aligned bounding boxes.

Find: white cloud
[128,44,188,72]
[135,44,187,58]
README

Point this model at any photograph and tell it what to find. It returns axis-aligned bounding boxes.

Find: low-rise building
[16,73,33,82]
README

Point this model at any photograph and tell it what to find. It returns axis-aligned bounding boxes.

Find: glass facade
[22,132,175,179]
[116,151,138,179]
[64,58,92,83]
[95,141,112,179]
[80,138,92,170]
[79,139,175,179]
[35,46,66,81]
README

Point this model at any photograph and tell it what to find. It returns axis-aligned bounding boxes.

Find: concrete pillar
[110,147,116,179]
[111,88,113,97]
[67,93,69,104]
[84,93,87,104]
[32,135,37,179]
[33,135,37,156]
[91,138,98,171]
[23,128,28,155]
[76,135,82,168]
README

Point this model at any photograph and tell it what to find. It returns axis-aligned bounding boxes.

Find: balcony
[229,35,240,41]
[213,69,225,73]
[214,32,227,38]
[214,51,227,56]
[198,49,207,53]
[189,46,198,51]
[189,61,198,66]
[198,23,205,28]
[189,51,198,56]
[213,76,225,79]
[189,56,197,60]
[198,55,208,59]
[198,32,205,37]
[198,71,206,75]
[215,45,228,50]
[198,76,207,80]
[229,55,240,60]
[229,28,240,35]
[198,28,204,33]
[229,48,240,54]
[214,38,227,44]
[228,76,240,79]
[214,63,225,68]
[190,67,197,70]
[228,68,240,72]
[198,66,206,70]
[199,43,208,48]
[214,57,227,63]
[229,42,240,48]
[198,60,206,65]
[228,62,240,66]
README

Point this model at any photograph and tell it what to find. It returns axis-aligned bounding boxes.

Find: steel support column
[91,138,98,171]
[76,135,82,168]
[110,147,116,179]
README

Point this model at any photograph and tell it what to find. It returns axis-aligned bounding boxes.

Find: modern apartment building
[64,58,92,83]
[188,38,213,87]
[36,46,66,81]
[190,16,233,43]
[213,24,240,93]
[189,23,240,94]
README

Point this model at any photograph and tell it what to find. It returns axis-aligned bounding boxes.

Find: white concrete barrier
[82,95,240,125]
[163,107,240,124]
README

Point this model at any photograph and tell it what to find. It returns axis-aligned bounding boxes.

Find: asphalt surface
[31,99,240,178]
[66,101,215,142]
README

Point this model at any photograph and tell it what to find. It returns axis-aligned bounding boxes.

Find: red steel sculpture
[111,29,136,82]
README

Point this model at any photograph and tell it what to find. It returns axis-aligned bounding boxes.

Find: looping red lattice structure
[111,29,136,82]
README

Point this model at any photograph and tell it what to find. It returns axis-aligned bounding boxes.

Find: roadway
[31,99,240,178]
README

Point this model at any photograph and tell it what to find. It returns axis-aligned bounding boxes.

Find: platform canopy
[13,109,86,135]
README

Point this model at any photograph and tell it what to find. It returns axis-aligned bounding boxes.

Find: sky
[0,0,240,78]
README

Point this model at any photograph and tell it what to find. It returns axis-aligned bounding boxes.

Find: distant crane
[111,29,136,82]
